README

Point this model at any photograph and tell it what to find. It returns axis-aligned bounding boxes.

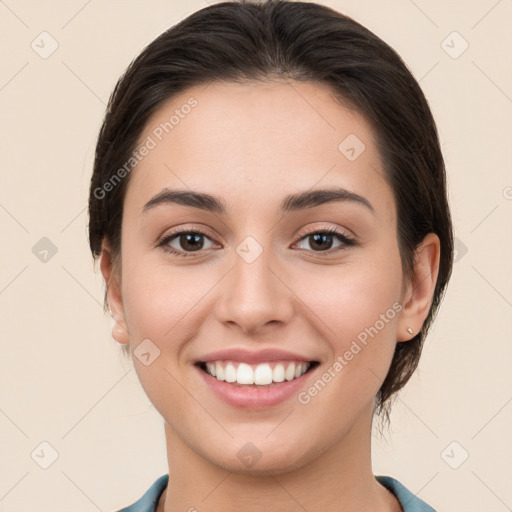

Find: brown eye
[159,230,216,257]
[307,233,335,251]
[176,233,205,251]
[295,229,356,253]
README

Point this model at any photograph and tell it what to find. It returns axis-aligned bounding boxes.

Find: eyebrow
[142,187,375,215]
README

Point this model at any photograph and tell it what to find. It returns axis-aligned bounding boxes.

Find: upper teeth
[205,361,311,385]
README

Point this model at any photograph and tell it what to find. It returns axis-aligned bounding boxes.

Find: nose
[214,243,294,335]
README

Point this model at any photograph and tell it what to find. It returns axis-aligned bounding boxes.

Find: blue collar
[118,473,436,511]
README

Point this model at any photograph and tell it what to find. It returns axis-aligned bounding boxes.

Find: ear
[397,232,441,342]
[100,241,130,345]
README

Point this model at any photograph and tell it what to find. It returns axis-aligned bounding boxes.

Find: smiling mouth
[196,360,320,387]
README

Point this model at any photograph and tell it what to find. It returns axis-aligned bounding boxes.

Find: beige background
[0,0,511,510]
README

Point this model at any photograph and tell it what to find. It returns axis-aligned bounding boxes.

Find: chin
[205,438,314,477]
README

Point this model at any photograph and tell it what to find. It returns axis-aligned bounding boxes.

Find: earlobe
[99,241,130,345]
[110,316,129,345]
[397,233,441,342]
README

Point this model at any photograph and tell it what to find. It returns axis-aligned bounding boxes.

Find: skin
[102,80,440,512]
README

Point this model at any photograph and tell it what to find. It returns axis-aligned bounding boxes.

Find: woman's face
[106,80,414,473]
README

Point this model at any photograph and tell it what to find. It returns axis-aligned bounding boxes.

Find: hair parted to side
[88,0,454,430]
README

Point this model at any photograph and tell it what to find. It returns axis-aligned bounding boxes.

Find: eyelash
[157,226,356,258]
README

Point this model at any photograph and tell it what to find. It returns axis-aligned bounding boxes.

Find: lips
[194,359,320,408]
[195,347,319,365]
[194,348,320,386]
[192,347,321,407]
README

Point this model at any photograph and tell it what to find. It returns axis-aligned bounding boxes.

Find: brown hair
[88,0,454,429]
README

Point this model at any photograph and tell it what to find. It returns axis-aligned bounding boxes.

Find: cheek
[292,256,403,420]
[121,240,403,349]
[121,257,218,345]
[119,261,208,413]
[301,257,402,343]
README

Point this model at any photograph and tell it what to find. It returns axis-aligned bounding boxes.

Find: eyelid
[292,225,356,252]
[156,225,215,245]
[156,226,218,256]
[157,223,356,257]
[295,223,355,241]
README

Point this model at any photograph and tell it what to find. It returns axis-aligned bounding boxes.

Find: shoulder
[376,475,436,512]
[114,474,169,512]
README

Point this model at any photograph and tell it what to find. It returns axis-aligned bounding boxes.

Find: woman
[88,1,453,510]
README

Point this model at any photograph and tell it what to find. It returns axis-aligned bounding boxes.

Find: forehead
[125,80,394,222]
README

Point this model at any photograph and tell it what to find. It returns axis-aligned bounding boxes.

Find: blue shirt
[116,473,436,511]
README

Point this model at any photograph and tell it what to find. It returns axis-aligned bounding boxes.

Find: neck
[158,404,401,512]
